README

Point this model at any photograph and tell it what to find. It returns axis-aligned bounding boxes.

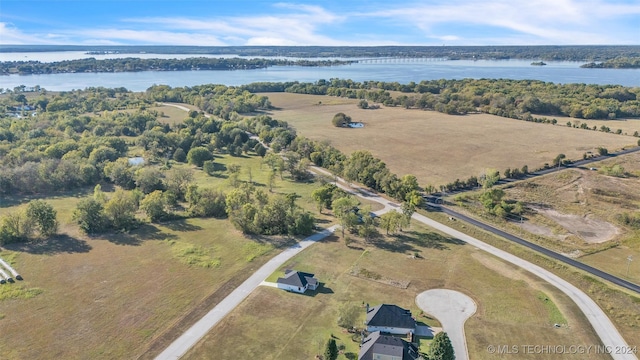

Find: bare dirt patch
[518,222,568,241]
[531,206,619,243]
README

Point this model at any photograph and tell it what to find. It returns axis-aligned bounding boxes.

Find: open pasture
[184,223,605,360]
[264,92,634,186]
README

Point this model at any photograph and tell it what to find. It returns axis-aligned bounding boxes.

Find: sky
[0,0,639,46]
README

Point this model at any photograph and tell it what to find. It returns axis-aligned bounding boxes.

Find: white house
[276,270,318,294]
[365,304,416,335]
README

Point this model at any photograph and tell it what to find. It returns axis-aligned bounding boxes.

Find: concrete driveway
[416,289,476,360]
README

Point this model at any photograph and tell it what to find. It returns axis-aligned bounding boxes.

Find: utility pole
[627,256,633,277]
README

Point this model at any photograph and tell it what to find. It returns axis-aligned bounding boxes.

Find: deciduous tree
[332,196,359,239]
[26,200,58,237]
[187,146,213,167]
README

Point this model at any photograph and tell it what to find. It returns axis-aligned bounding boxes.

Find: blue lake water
[1,54,639,91]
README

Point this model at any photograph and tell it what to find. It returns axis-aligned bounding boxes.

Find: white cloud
[76,29,227,46]
[360,0,640,44]
[0,22,66,44]
[122,3,348,46]
[1,1,638,46]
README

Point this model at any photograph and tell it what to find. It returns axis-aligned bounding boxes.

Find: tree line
[0,57,355,75]
[280,78,640,120]
[4,44,639,61]
[581,57,640,69]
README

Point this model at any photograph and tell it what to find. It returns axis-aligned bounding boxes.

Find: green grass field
[185,222,606,360]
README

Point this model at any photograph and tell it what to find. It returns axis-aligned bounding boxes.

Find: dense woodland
[3,45,640,61]
[0,84,424,244]
[581,57,640,69]
[0,57,354,75]
[246,78,640,120]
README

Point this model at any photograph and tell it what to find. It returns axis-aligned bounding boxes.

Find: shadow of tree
[245,233,298,249]
[344,353,357,360]
[100,224,178,246]
[5,234,92,254]
[0,184,112,209]
[319,234,340,243]
[162,219,203,232]
[396,230,465,251]
[368,236,417,253]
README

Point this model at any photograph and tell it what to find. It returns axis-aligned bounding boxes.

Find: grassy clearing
[0,284,43,301]
[264,92,633,186]
[152,104,193,124]
[169,241,221,268]
[536,291,568,325]
[185,222,606,360]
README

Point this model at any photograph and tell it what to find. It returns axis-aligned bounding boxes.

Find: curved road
[155,225,338,360]
[436,205,640,294]
[150,107,636,359]
[312,166,637,360]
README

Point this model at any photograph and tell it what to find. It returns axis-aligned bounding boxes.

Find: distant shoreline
[2,44,639,62]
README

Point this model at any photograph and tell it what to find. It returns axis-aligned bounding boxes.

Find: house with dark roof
[365,304,416,335]
[276,269,318,294]
[359,331,423,360]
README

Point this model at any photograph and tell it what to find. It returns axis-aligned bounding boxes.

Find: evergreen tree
[324,338,338,360]
[429,332,455,360]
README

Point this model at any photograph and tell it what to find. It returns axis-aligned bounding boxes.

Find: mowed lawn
[184,223,606,360]
[264,92,635,186]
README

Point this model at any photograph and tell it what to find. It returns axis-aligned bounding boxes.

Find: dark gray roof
[276,270,316,288]
[365,304,416,330]
[359,331,422,360]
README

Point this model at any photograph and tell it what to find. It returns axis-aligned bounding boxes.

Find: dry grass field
[0,217,278,359]
[0,152,348,359]
[264,92,635,186]
[493,152,640,283]
[185,223,606,360]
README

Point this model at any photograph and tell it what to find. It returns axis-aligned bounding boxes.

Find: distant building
[365,304,416,335]
[359,331,423,360]
[276,270,318,294]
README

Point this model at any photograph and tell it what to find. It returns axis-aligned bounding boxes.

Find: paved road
[155,225,338,360]
[416,289,477,360]
[435,205,640,294]
[313,167,637,360]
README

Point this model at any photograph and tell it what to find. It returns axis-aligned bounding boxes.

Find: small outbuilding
[276,269,318,294]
